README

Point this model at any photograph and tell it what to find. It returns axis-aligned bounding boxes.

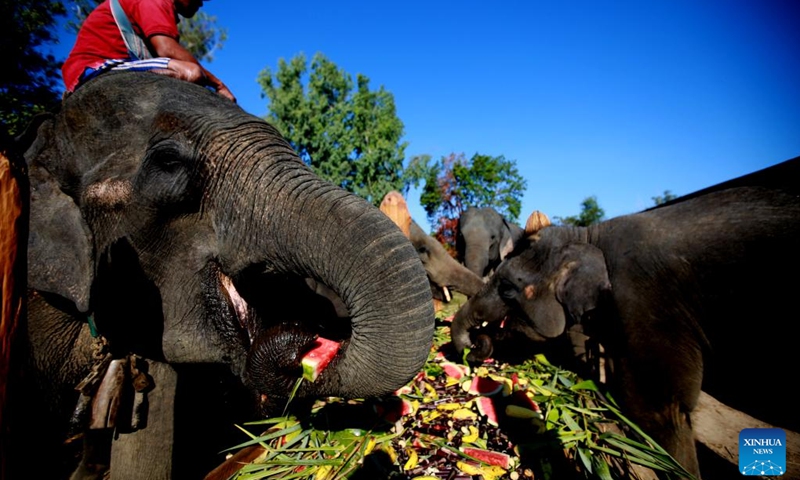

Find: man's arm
[149,34,236,102]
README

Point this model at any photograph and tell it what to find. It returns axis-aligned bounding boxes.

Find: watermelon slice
[466,375,504,396]
[509,389,541,412]
[475,396,499,427]
[461,447,512,469]
[441,361,469,380]
[301,337,340,382]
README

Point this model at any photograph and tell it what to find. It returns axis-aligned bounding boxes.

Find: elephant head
[451,211,611,364]
[21,72,434,425]
[410,221,485,301]
[379,191,485,301]
[456,206,524,278]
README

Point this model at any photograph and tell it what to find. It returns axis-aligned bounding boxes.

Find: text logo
[739,428,786,476]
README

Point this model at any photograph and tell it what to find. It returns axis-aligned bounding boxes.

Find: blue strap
[109,0,153,60]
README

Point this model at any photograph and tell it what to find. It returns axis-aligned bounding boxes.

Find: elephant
[5,71,435,479]
[379,190,485,302]
[411,220,485,302]
[451,157,800,479]
[456,206,524,278]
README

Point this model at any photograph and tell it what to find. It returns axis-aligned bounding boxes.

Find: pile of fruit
[217,307,692,480]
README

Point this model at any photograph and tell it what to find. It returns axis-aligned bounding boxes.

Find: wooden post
[693,391,800,472]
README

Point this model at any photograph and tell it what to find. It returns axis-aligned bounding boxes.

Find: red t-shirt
[62,0,180,92]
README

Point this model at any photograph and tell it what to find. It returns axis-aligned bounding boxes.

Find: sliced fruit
[441,361,469,380]
[301,337,340,382]
[452,408,478,420]
[466,375,504,396]
[509,389,541,412]
[475,396,499,426]
[461,447,513,469]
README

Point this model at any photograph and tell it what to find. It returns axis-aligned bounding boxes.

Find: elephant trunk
[464,243,490,278]
[438,261,485,298]
[451,299,479,354]
[217,151,434,400]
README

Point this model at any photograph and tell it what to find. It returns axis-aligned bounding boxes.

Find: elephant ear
[499,218,521,260]
[25,120,94,313]
[554,243,611,323]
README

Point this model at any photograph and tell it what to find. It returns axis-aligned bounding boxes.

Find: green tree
[258,52,407,206]
[556,196,605,226]
[65,0,227,62]
[652,190,677,206]
[0,0,66,136]
[405,152,527,249]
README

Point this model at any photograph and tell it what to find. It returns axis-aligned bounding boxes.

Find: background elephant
[411,220,485,302]
[456,206,524,278]
[379,190,485,302]
[451,157,800,479]
[7,71,434,479]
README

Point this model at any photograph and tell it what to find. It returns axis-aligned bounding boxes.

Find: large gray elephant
[411,220,485,301]
[451,157,800,479]
[456,206,524,278]
[6,71,434,479]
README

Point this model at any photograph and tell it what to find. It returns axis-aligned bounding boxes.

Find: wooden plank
[693,391,800,478]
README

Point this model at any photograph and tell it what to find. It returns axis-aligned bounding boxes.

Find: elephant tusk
[443,286,451,302]
[219,271,254,344]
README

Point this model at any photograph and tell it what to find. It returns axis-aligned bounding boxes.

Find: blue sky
[52,0,800,231]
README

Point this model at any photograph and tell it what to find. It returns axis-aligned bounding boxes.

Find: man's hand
[216,84,236,103]
[150,34,236,102]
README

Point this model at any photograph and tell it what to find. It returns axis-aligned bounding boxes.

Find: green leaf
[570,379,600,392]
[576,447,593,474]
[561,409,583,432]
[591,454,614,480]
[222,423,304,452]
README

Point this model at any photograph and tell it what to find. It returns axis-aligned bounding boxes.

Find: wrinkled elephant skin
[456,206,524,278]
[410,220,485,300]
[8,72,434,479]
[452,157,800,478]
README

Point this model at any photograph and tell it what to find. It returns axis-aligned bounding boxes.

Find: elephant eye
[498,278,518,300]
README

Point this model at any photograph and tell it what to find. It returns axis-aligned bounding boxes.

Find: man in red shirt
[62,0,235,102]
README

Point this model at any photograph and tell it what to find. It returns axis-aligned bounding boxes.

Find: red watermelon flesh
[301,337,340,382]
[441,361,469,380]
[510,389,541,412]
[467,375,504,396]
[475,396,499,427]
[461,447,512,469]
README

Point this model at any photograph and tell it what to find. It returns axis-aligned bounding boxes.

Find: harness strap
[109,0,153,61]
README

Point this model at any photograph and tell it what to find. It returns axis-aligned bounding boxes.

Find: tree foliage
[652,190,677,206]
[556,196,605,226]
[405,152,527,248]
[65,0,227,62]
[0,0,66,136]
[258,52,408,206]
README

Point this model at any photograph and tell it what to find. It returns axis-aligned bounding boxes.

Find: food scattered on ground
[221,296,692,480]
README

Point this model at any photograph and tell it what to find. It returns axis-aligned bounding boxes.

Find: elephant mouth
[214,266,351,408]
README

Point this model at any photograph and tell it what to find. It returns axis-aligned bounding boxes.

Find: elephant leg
[70,429,113,480]
[109,361,178,480]
[614,354,702,479]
